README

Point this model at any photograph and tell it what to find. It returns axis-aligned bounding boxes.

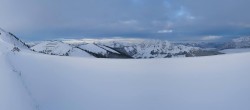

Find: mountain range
[1,27,250,110]
[29,39,224,59]
[1,27,250,58]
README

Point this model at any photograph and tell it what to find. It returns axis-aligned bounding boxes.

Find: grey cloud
[0,0,250,41]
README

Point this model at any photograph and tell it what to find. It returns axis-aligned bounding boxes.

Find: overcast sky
[0,0,250,41]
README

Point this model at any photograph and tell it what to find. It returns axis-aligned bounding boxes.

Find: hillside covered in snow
[222,37,250,49]
[29,38,224,58]
[1,28,250,110]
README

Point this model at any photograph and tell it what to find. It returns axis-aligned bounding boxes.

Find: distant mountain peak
[222,36,250,49]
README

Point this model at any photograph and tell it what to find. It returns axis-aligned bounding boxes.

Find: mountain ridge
[2,27,250,59]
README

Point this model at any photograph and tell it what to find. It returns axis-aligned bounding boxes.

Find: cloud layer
[201,36,223,41]
[0,0,250,40]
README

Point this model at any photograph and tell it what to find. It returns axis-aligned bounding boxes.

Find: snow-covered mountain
[0,28,36,110]
[30,39,222,58]
[222,37,250,49]
[0,28,29,50]
[175,42,225,50]
[3,26,250,59]
[1,27,250,110]
[77,43,131,58]
[30,41,93,57]
[96,39,200,58]
[2,26,250,58]
[30,40,131,58]
[173,37,250,54]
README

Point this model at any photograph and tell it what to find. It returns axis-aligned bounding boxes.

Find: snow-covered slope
[30,38,223,58]
[0,29,35,110]
[222,36,250,49]
[1,27,250,110]
[129,40,198,58]
[8,49,250,110]
[0,51,34,110]
[217,36,250,54]
[31,41,93,57]
[0,28,29,50]
[78,43,108,55]
[93,39,218,58]
[63,39,221,58]
[30,41,130,58]
[77,43,131,58]
[232,37,250,48]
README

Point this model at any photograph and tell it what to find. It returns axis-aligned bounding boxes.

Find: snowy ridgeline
[29,39,224,59]
[1,27,250,110]
[28,36,250,59]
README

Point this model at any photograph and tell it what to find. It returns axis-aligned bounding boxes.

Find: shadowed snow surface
[0,40,34,110]
[7,51,250,110]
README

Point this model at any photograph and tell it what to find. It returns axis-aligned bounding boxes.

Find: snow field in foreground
[7,51,250,110]
[0,53,35,110]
